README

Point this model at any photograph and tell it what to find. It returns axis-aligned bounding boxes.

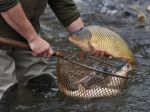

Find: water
[11,0,150,112]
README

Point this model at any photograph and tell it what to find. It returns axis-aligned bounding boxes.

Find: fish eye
[126,63,131,70]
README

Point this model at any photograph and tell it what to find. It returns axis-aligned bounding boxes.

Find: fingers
[47,47,54,57]
[29,36,54,58]
[94,50,111,58]
[38,49,54,58]
[32,46,54,58]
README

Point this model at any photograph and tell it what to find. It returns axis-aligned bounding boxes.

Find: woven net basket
[56,51,129,99]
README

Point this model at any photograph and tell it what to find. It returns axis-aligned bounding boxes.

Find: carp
[63,84,121,99]
[68,25,136,69]
[61,63,131,99]
[106,63,131,88]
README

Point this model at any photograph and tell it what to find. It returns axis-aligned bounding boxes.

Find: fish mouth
[68,35,84,46]
[68,36,74,42]
[68,36,78,45]
[68,36,93,52]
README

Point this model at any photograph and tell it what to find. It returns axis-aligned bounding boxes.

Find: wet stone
[58,32,68,38]
[147,4,150,12]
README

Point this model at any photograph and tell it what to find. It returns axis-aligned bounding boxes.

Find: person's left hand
[94,50,111,58]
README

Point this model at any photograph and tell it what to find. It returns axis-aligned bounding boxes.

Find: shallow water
[11,0,150,112]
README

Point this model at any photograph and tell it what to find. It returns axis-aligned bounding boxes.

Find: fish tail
[128,57,137,70]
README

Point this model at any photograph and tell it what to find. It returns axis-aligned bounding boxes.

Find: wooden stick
[0,37,59,56]
[0,37,30,50]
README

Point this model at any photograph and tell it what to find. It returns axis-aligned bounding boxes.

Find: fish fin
[89,42,99,52]
[79,50,87,59]
[131,5,147,24]
[130,60,137,70]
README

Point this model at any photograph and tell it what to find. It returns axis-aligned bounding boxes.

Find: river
[12,0,150,112]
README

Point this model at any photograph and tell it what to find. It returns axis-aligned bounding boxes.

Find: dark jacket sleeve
[0,0,19,12]
[48,0,80,27]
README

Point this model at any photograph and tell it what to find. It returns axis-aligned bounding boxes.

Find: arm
[66,17,84,33]
[48,0,84,33]
[48,0,107,57]
[0,1,53,57]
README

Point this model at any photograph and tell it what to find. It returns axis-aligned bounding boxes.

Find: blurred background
[12,0,150,112]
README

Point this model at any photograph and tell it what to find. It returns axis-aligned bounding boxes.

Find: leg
[0,47,17,112]
[12,49,57,93]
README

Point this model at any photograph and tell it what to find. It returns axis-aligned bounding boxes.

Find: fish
[131,5,147,25]
[63,84,121,99]
[68,25,136,69]
[61,63,131,99]
[106,63,131,88]
[124,5,147,25]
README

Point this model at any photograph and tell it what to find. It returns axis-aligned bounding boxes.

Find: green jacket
[0,0,80,42]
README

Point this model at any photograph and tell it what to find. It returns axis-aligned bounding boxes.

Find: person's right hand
[28,35,54,57]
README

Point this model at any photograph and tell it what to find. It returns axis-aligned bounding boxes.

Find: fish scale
[68,25,136,68]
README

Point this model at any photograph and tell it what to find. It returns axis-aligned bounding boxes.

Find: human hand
[28,35,54,57]
[94,50,111,58]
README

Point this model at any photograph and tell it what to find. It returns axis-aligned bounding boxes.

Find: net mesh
[56,51,129,99]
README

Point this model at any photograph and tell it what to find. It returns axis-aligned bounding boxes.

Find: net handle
[0,37,129,79]
[62,57,129,79]
[0,36,58,57]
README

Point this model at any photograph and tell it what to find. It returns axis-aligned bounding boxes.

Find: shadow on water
[11,0,150,112]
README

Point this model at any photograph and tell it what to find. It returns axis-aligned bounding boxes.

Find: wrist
[67,25,84,33]
[66,17,84,33]
[26,32,39,43]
